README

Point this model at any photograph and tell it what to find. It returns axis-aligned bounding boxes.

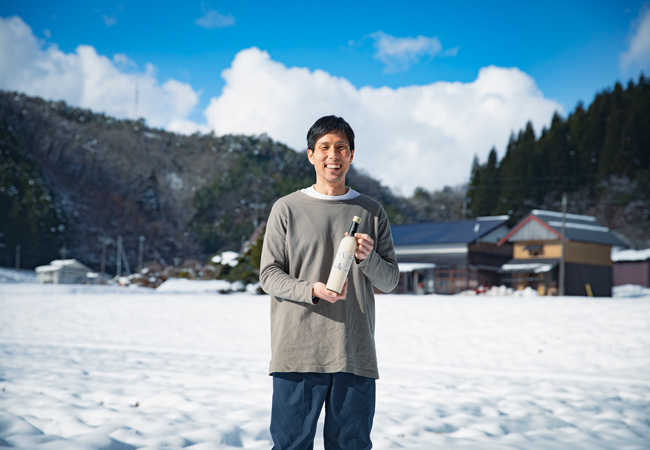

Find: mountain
[2,77,648,273]
[0,91,420,272]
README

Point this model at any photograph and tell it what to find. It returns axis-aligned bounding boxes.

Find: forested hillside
[467,75,650,248]
[1,76,648,273]
[0,91,414,271]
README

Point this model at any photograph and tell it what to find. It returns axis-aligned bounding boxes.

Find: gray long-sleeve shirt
[260,190,399,378]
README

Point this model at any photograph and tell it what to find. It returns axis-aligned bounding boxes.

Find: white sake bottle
[326,216,361,294]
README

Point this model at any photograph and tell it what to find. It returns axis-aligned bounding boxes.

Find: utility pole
[59,245,67,284]
[559,193,567,296]
[99,236,107,279]
[119,236,130,275]
[138,235,145,271]
[116,236,122,278]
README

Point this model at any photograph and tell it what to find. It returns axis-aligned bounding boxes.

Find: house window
[525,244,543,257]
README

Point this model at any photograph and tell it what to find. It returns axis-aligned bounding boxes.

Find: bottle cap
[353,216,361,223]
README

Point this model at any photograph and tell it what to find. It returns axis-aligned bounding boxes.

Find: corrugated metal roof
[392,216,510,246]
[501,210,628,247]
[508,218,557,241]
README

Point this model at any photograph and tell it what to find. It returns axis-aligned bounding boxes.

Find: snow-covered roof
[500,260,556,273]
[398,262,436,272]
[35,259,92,273]
[611,248,650,262]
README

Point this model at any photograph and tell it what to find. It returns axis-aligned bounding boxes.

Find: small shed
[612,248,650,288]
[35,259,93,284]
[498,210,628,296]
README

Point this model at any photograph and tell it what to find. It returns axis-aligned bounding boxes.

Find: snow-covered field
[1,278,650,449]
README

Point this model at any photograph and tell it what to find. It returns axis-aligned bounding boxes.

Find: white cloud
[369,31,452,72]
[205,48,562,195]
[204,47,359,147]
[195,9,235,29]
[0,15,200,130]
[0,16,562,195]
[102,14,117,27]
[620,3,650,75]
[113,53,137,68]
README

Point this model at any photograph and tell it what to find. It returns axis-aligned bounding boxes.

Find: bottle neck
[348,220,359,236]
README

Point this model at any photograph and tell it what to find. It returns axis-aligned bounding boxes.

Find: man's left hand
[353,233,374,261]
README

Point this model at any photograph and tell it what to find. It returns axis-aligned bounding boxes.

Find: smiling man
[260,115,400,449]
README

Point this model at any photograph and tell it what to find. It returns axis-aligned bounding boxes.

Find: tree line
[466,75,649,244]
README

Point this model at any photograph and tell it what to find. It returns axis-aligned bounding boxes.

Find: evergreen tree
[467,148,500,217]
[537,112,580,194]
[496,123,538,220]
[624,76,650,173]
[580,87,610,179]
[482,148,501,215]
[0,130,67,267]
[599,82,629,176]
[566,101,592,193]
[466,155,483,216]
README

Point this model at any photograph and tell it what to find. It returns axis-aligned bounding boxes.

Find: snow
[458,286,540,297]
[34,259,80,272]
[532,210,597,222]
[547,221,610,232]
[613,284,650,298]
[612,247,650,262]
[1,281,650,449]
[156,278,234,293]
[211,252,241,267]
[500,262,554,274]
[0,268,37,284]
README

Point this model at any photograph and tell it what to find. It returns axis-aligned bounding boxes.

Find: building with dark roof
[391,216,512,294]
[498,210,628,297]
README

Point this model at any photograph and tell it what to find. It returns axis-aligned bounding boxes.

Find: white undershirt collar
[301,186,360,200]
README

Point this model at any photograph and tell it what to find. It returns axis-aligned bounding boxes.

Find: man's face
[308,131,354,187]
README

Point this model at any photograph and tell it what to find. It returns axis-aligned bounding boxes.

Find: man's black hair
[307,115,355,151]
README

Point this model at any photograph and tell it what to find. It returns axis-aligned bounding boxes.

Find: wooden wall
[513,241,612,266]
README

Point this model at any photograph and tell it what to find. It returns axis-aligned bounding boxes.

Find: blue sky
[1,1,648,194]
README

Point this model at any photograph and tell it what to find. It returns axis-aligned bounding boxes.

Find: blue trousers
[270,372,376,450]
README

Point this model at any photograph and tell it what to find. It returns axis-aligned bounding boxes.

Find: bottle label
[333,249,354,273]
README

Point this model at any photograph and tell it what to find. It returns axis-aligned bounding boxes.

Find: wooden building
[612,248,650,288]
[391,216,512,294]
[498,210,627,297]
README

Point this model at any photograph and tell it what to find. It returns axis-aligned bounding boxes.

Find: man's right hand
[312,280,347,303]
